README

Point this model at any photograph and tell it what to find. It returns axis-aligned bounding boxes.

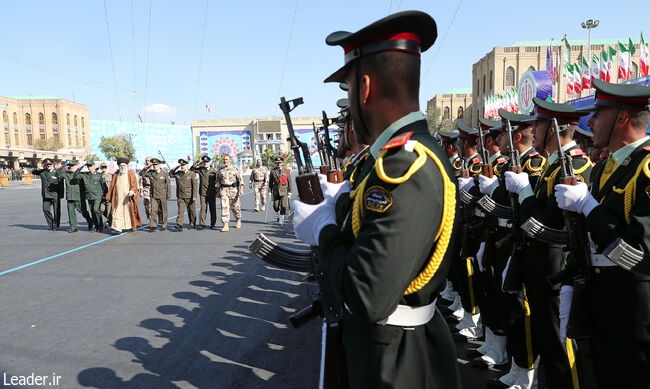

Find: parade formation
[5,5,650,389]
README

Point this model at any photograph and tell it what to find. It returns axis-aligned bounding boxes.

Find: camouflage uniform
[217,164,243,225]
[249,166,269,210]
[139,167,153,220]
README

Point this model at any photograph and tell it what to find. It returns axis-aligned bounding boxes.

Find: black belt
[253,179,265,182]
[221,183,237,188]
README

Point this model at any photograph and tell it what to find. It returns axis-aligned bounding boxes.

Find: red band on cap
[595,92,649,105]
[343,32,421,54]
[536,108,582,119]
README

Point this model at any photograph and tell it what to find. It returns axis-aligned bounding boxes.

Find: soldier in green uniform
[79,162,107,232]
[268,156,292,226]
[191,155,218,230]
[505,98,593,389]
[170,159,198,231]
[555,80,650,388]
[438,130,463,177]
[293,11,461,388]
[32,158,63,231]
[145,158,171,231]
[57,160,93,233]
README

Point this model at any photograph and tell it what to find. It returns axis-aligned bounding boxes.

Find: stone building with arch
[426,88,473,128]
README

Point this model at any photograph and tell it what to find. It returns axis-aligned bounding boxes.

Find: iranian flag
[566,64,575,95]
[562,36,571,76]
[591,53,600,83]
[628,38,636,80]
[573,62,583,94]
[641,32,649,77]
[582,57,591,89]
[618,41,630,81]
[607,46,617,82]
[600,49,608,81]
[512,87,520,112]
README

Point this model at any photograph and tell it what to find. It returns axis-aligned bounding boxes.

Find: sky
[1,0,648,124]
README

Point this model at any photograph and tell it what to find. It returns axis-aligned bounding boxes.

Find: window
[482,75,486,94]
[53,133,60,143]
[476,79,480,94]
[457,106,464,119]
[81,117,85,129]
[2,110,7,123]
[25,113,31,125]
[75,135,79,146]
[13,112,17,125]
[443,106,450,120]
[505,66,516,87]
[527,66,535,72]
[631,62,639,80]
[74,115,78,127]
[15,133,19,145]
[66,113,70,126]
[39,112,44,125]
[26,133,33,146]
[4,130,9,146]
[52,112,58,125]
[489,71,493,90]
[67,133,72,145]
[275,133,282,140]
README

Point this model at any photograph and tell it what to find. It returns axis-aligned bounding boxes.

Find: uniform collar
[520,147,534,162]
[488,152,502,164]
[449,154,459,164]
[369,111,425,159]
[465,153,479,164]
[610,136,650,165]
[547,141,577,166]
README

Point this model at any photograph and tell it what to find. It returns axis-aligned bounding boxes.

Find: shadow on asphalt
[77,225,320,389]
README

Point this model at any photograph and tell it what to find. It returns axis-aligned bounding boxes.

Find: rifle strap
[349,141,456,295]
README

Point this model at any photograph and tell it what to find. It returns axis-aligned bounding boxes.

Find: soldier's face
[496,132,508,155]
[532,120,549,153]
[203,160,210,167]
[256,160,262,167]
[153,163,160,171]
[588,108,617,149]
[223,156,231,166]
[145,158,152,167]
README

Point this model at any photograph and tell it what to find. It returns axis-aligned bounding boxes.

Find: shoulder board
[644,146,650,152]
[472,157,481,165]
[569,149,585,157]
[382,131,414,150]
[529,151,540,157]
[496,157,507,164]
[452,158,463,170]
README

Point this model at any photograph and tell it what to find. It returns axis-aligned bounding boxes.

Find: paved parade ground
[1,179,502,389]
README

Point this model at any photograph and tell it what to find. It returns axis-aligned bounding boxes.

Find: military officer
[191,155,218,230]
[170,159,198,231]
[100,162,113,225]
[216,154,243,231]
[145,158,171,231]
[32,158,63,230]
[138,156,154,222]
[57,160,93,233]
[437,130,463,178]
[554,80,650,388]
[293,11,461,388]
[268,156,292,226]
[505,97,593,389]
[248,158,269,212]
[79,162,107,232]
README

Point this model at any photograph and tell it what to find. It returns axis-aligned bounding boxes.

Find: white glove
[559,285,574,342]
[318,174,351,201]
[478,175,498,195]
[287,192,292,198]
[293,196,336,246]
[476,242,486,271]
[554,183,599,216]
[457,177,475,192]
[504,171,531,194]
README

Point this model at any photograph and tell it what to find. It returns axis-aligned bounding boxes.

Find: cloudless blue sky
[1,0,648,124]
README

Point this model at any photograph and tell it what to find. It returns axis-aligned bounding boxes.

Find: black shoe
[465,347,485,359]
[88,225,93,231]
[174,225,182,231]
[210,225,215,230]
[486,378,510,389]
[48,226,54,231]
[148,227,156,232]
[53,226,59,231]
[198,225,205,230]
[188,225,194,230]
[438,305,453,316]
[69,229,78,233]
[89,229,95,233]
[159,226,166,231]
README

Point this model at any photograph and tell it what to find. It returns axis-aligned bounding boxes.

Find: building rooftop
[447,88,472,95]
[513,38,641,47]
[9,95,59,100]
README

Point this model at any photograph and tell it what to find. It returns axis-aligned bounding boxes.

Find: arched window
[483,75,486,94]
[39,112,44,125]
[476,79,480,94]
[51,112,58,125]
[13,112,17,124]
[631,62,639,80]
[74,115,78,127]
[505,66,516,87]
[527,66,535,72]
[457,106,464,119]
[81,116,85,129]
[25,113,31,125]
[2,111,7,123]
[66,113,70,126]
[489,70,493,90]
[443,106,450,120]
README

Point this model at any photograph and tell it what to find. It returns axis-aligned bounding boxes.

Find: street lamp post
[581,19,600,95]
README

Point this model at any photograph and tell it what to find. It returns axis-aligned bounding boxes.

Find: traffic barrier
[22,174,32,185]
[0,174,8,186]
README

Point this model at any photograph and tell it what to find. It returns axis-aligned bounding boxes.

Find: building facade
[426,88,473,126]
[0,96,89,168]
[471,39,645,126]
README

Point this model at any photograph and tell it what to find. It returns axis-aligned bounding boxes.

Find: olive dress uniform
[145,167,171,230]
[57,164,93,232]
[32,163,64,230]
[190,158,218,229]
[79,170,107,232]
[170,162,198,230]
[269,165,292,216]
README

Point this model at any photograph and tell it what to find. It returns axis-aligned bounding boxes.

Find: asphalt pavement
[0,178,506,389]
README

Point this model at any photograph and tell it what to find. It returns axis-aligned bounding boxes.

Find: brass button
[595,268,601,274]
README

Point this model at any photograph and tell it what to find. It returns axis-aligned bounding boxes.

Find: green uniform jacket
[32,168,63,199]
[342,146,370,181]
[190,165,218,196]
[145,170,171,199]
[269,167,292,196]
[56,169,85,201]
[491,148,546,205]
[519,145,593,289]
[79,172,107,201]
[171,169,197,199]
[449,154,464,178]
[319,120,461,388]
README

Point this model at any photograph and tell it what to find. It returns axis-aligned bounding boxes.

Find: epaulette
[496,157,507,164]
[452,158,463,170]
[382,131,413,150]
[471,157,481,165]
[569,149,585,157]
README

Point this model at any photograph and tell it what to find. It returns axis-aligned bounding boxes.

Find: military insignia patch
[364,186,393,213]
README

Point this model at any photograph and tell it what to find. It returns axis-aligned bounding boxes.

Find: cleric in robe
[106,158,142,232]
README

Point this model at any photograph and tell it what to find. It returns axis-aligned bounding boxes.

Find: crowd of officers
[435,79,650,388]
[31,154,293,233]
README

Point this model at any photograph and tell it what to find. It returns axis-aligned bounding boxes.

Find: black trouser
[42,198,61,228]
[67,199,92,230]
[198,194,216,227]
[87,198,103,230]
[177,198,196,227]
[150,198,167,228]
[272,194,288,215]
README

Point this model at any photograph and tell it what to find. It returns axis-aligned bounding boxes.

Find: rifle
[321,111,344,183]
[604,238,650,276]
[501,119,526,293]
[549,118,593,339]
[313,122,328,174]
[478,125,493,178]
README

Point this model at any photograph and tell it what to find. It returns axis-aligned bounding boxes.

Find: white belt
[377,299,437,327]
[474,209,485,217]
[590,253,617,267]
[497,218,511,228]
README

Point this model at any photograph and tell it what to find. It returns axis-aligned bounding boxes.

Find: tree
[193,152,204,164]
[84,153,98,163]
[260,148,294,168]
[34,136,63,151]
[98,135,136,161]
[425,105,442,134]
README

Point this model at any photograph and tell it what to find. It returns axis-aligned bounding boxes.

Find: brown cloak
[106,170,142,228]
